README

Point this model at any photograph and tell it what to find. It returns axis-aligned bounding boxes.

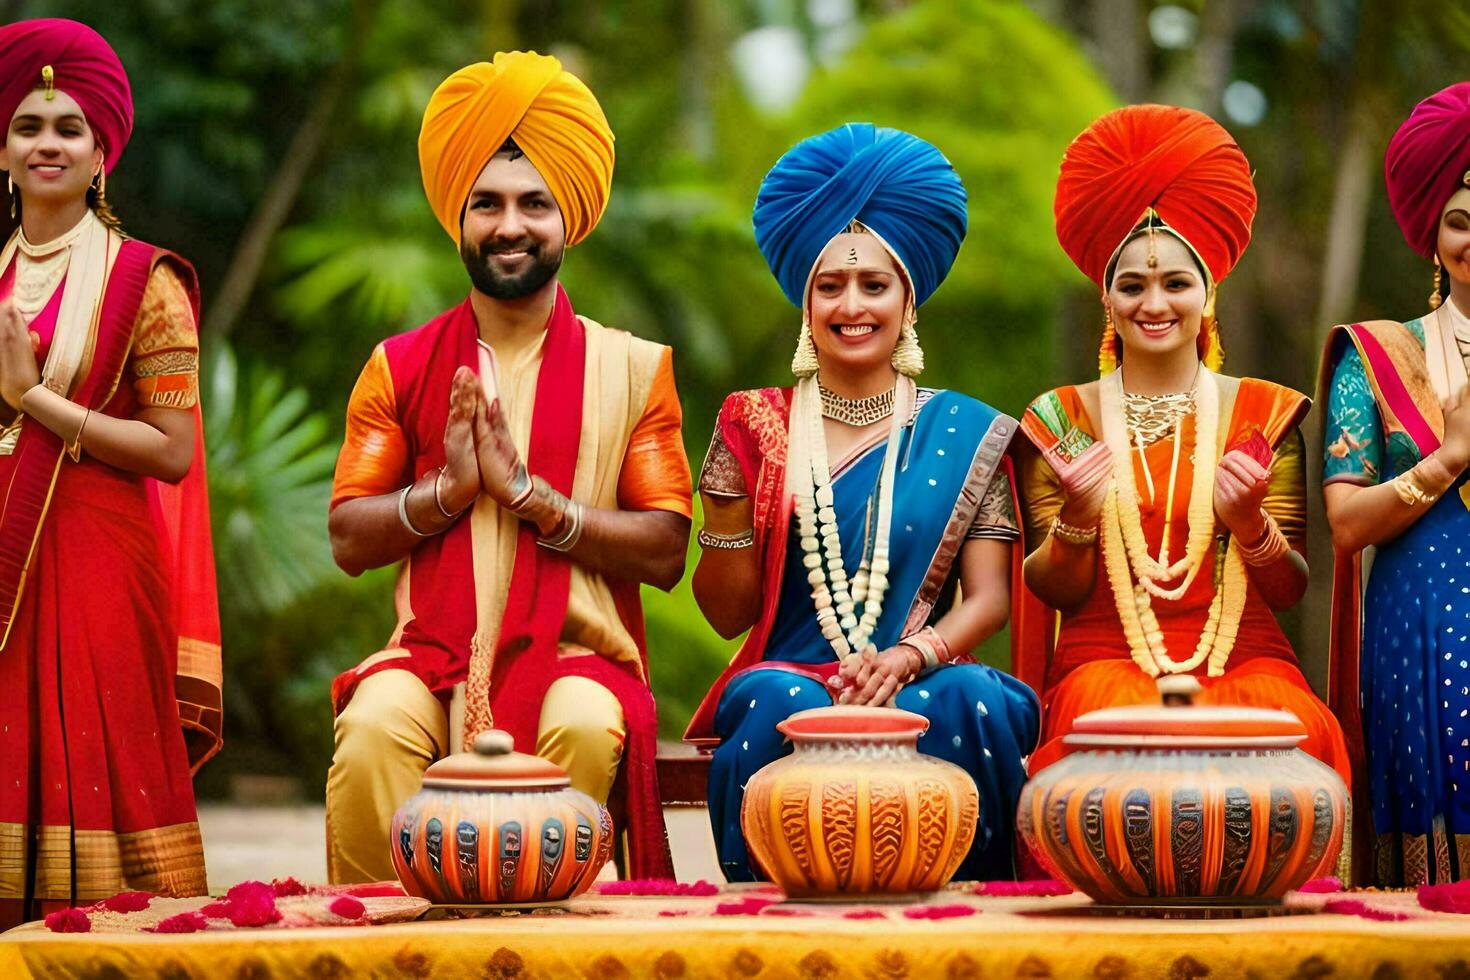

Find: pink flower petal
[43,908,90,933]
[329,896,366,919]
[150,912,209,934]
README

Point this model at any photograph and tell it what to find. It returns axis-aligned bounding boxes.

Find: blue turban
[753,123,968,308]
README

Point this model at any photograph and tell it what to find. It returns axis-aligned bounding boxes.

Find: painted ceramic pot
[741,706,980,898]
[1017,677,1347,904]
[390,730,612,904]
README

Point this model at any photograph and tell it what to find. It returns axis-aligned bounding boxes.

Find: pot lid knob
[474,729,515,757]
[1157,675,1202,707]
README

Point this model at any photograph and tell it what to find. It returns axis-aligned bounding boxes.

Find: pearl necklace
[820,383,895,426]
[788,374,915,659]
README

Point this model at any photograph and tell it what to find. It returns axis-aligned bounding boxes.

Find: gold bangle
[1391,472,1436,506]
[1236,512,1290,566]
[66,408,89,462]
[1050,515,1098,546]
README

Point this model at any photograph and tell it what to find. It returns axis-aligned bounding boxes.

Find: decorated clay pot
[390,730,612,904]
[741,706,980,898]
[1017,677,1347,904]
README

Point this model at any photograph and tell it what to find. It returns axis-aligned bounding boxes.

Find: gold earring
[1431,255,1443,312]
[891,306,924,377]
[1099,303,1119,376]
[792,317,819,378]
[5,171,12,220]
[91,156,105,199]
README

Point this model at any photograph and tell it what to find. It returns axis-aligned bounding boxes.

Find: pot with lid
[1016,676,1346,903]
[390,729,613,904]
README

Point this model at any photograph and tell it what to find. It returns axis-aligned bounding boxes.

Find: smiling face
[1106,231,1209,362]
[1438,186,1470,290]
[806,232,909,378]
[0,88,102,211]
[458,146,566,300]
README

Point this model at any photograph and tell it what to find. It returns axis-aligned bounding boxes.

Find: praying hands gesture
[1213,449,1271,543]
[0,299,41,411]
[440,368,484,515]
[834,645,919,706]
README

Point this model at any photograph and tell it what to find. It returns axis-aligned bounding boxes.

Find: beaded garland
[786,374,915,659]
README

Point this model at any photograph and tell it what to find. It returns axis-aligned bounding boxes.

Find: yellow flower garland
[1097,368,1249,676]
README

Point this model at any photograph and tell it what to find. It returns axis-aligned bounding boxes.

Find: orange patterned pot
[390,730,612,904]
[741,706,979,898]
[1018,678,1346,904]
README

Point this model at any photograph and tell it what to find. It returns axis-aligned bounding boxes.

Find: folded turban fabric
[1385,82,1470,260]
[0,19,132,174]
[418,51,614,247]
[1054,104,1256,289]
[753,123,967,308]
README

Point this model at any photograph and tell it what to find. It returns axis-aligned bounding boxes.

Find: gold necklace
[819,383,894,426]
[1122,390,1194,446]
[11,217,89,321]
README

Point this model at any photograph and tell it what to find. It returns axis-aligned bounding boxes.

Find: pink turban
[1385,82,1470,260]
[0,19,133,173]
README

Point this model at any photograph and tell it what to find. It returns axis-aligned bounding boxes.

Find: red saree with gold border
[0,237,221,924]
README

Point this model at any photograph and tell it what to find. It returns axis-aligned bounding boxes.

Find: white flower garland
[786,374,914,658]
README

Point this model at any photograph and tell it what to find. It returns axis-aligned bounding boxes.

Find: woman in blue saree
[1321,83,1470,885]
[683,124,1039,882]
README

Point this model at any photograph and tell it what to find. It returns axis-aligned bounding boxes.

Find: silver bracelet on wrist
[433,469,469,521]
[697,527,754,550]
[398,485,432,537]
[506,465,535,513]
[537,500,584,553]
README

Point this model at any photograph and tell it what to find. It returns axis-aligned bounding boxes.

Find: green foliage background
[55,0,1457,797]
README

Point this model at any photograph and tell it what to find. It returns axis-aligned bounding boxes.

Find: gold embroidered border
[32,822,206,901]
[132,349,198,378]
[0,822,25,900]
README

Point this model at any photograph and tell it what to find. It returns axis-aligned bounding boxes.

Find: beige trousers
[325,669,626,883]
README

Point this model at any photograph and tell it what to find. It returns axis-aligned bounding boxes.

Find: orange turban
[418,51,614,246]
[1054,104,1257,290]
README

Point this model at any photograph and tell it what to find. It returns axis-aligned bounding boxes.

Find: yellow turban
[418,51,614,246]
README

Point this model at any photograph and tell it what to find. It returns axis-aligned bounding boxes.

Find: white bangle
[398,485,431,537]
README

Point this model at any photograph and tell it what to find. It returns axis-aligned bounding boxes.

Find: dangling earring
[91,156,105,199]
[792,316,819,378]
[1431,255,1444,312]
[890,304,924,377]
[5,171,13,220]
[1098,303,1118,376]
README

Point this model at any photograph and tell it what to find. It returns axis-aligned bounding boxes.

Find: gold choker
[819,384,894,426]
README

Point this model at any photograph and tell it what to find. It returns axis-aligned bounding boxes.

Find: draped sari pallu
[0,238,221,911]
[1014,378,1351,783]
[331,285,672,879]
[685,388,1040,882]
[1320,318,1470,885]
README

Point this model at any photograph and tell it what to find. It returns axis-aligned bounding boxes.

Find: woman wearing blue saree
[1321,82,1470,885]
[683,124,1039,882]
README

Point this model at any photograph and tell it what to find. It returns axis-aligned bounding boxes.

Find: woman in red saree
[0,20,221,925]
[1014,106,1351,798]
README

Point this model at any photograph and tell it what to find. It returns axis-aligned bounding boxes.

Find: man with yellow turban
[325,52,690,883]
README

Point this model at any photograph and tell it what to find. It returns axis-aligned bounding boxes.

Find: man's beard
[461,236,563,300]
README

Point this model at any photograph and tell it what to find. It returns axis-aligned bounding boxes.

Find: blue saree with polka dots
[1324,317,1470,884]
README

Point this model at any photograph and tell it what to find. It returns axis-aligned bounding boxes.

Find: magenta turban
[1385,82,1470,260]
[0,19,133,173]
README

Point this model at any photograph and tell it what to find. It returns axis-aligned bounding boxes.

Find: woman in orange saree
[0,20,221,925]
[1013,105,1351,798]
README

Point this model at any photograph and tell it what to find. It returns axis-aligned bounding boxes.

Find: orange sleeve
[616,346,693,517]
[129,262,200,410]
[332,344,410,510]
